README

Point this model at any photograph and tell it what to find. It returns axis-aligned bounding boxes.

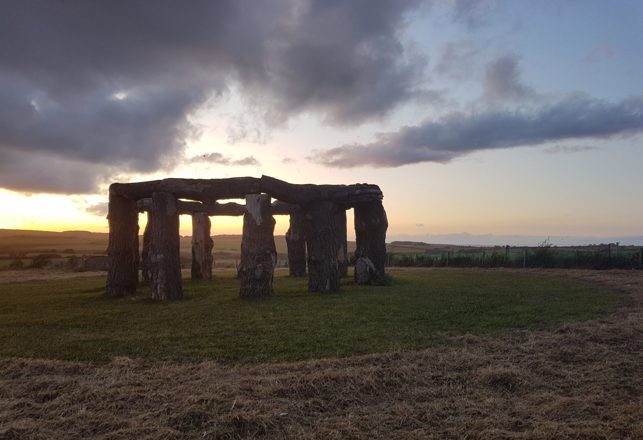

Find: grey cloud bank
[313,95,643,168]
[0,0,422,193]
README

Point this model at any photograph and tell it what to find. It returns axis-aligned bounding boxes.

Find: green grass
[0,269,618,364]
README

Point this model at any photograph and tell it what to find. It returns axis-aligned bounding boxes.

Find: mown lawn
[0,269,618,363]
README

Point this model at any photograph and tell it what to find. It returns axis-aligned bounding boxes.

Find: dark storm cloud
[0,149,106,194]
[0,75,200,170]
[189,153,260,167]
[312,95,643,168]
[482,55,534,101]
[0,0,423,193]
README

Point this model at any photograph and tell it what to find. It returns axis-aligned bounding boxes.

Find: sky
[0,0,642,245]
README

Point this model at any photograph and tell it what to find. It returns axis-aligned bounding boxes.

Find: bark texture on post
[149,192,183,301]
[354,201,388,284]
[106,191,139,297]
[335,208,348,277]
[355,257,377,284]
[305,200,341,292]
[141,213,153,283]
[239,194,276,299]
[191,212,213,280]
[285,205,307,277]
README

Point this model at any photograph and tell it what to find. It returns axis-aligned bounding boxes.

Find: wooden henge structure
[106,175,388,300]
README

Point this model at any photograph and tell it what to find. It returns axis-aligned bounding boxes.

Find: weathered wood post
[336,207,348,277]
[285,205,307,277]
[149,192,183,301]
[305,200,341,292]
[141,212,152,283]
[239,194,276,298]
[191,212,213,280]
[354,200,388,284]
[106,190,139,297]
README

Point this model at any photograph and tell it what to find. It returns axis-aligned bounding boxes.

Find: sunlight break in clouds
[188,153,260,167]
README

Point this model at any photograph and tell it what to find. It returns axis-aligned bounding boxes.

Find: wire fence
[383,244,643,270]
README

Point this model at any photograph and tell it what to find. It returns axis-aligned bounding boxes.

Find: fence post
[446,251,450,267]
[523,248,527,268]
[639,248,642,270]
[505,245,509,266]
[482,251,486,267]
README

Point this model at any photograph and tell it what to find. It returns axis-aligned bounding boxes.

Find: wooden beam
[138,198,300,217]
[270,200,296,215]
[260,175,383,206]
[114,175,382,206]
[111,177,261,202]
[137,198,245,216]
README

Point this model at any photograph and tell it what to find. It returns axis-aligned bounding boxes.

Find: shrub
[28,254,52,269]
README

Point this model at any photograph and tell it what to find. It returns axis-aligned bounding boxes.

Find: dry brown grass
[1,269,641,439]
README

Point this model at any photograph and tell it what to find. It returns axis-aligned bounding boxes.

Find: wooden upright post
[285,205,307,277]
[149,192,183,301]
[106,190,139,297]
[305,200,341,292]
[239,194,276,298]
[336,208,348,277]
[354,200,388,284]
[141,212,152,283]
[191,212,213,280]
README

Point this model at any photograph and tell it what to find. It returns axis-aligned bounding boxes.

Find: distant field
[0,269,617,363]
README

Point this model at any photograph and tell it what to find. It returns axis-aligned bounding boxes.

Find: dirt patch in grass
[0,269,641,439]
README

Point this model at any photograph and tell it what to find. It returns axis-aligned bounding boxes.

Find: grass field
[0,269,617,363]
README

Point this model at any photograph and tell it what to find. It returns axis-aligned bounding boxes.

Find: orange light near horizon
[0,190,108,232]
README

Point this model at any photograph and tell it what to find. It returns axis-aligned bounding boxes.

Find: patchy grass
[0,269,618,363]
[0,269,640,439]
